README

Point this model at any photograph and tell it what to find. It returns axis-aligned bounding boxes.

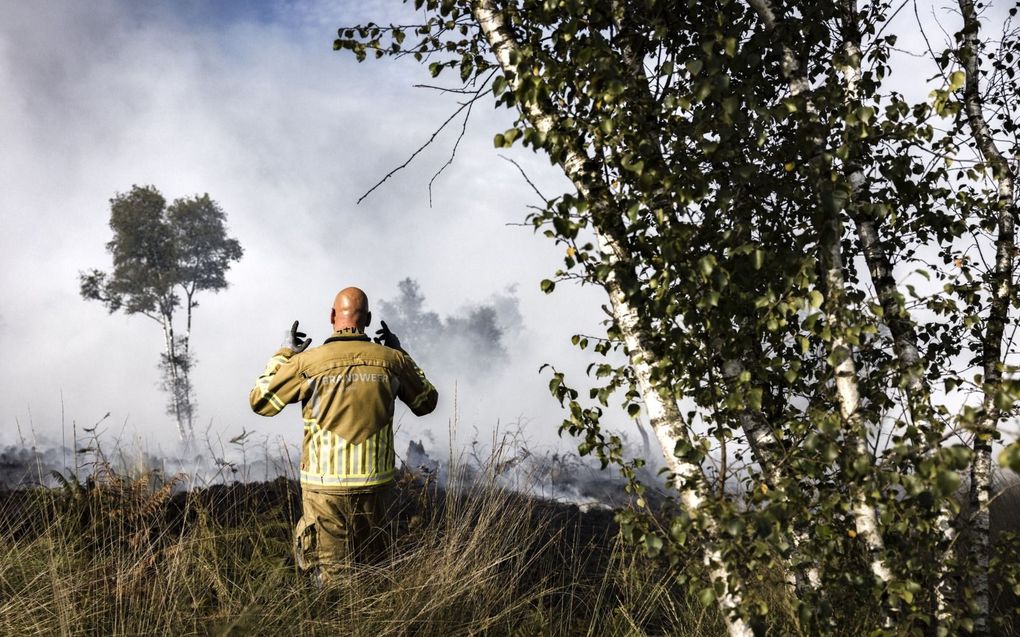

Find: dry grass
[0,459,725,637]
[3,445,1017,637]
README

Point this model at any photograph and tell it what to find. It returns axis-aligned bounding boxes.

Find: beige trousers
[293,485,394,576]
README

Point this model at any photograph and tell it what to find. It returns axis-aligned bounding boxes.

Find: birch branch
[611,0,784,478]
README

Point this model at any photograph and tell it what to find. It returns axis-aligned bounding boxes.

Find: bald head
[330,287,371,331]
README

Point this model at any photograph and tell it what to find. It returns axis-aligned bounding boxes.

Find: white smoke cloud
[0,0,609,460]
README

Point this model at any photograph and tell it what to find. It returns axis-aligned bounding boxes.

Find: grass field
[1,448,1018,636]
[0,455,733,637]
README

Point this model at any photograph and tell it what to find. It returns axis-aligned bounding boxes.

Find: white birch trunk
[958,2,1017,632]
[834,18,895,586]
[596,231,753,637]
[615,1,818,595]
[470,3,753,634]
[835,4,969,622]
[746,0,892,588]
[182,287,195,436]
[934,507,959,627]
[160,311,187,441]
[611,1,783,487]
[822,211,893,585]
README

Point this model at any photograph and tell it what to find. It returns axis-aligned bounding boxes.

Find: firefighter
[249,286,438,583]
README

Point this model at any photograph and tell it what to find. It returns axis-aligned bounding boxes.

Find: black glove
[374,320,401,349]
[283,320,312,353]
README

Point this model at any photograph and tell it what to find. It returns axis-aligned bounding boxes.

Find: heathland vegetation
[1,439,1018,636]
[0,448,713,637]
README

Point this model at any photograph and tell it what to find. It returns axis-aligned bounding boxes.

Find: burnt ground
[0,468,621,576]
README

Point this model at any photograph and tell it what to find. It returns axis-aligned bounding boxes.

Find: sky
[1,1,1015,474]
[0,0,608,467]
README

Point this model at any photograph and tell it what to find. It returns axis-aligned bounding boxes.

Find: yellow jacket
[250,329,438,491]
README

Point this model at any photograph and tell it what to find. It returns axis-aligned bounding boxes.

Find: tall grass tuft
[0,452,725,636]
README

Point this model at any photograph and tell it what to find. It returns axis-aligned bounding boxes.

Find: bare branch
[498,154,548,202]
[412,83,486,94]
[427,78,496,206]
[357,88,491,205]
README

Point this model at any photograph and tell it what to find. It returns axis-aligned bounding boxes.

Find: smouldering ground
[0,465,730,637]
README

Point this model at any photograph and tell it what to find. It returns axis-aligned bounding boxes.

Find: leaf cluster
[79,185,243,322]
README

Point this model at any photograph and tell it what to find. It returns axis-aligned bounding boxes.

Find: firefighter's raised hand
[374,320,401,350]
[284,320,312,353]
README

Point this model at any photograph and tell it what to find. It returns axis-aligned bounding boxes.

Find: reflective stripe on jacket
[249,330,438,491]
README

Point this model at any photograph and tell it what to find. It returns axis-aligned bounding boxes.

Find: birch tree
[335,0,1020,633]
[953,2,1019,632]
[79,185,243,442]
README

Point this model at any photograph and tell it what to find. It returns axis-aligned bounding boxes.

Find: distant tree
[378,278,444,346]
[79,185,243,441]
[378,277,519,375]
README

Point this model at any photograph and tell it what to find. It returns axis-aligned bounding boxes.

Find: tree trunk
[182,286,196,437]
[820,206,893,585]
[834,6,896,587]
[160,311,187,441]
[614,1,820,596]
[958,2,1017,632]
[470,2,753,634]
[851,215,928,403]
[747,0,892,589]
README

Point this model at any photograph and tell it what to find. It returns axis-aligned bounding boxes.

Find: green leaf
[898,587,914,604]
[936,470,961,496]
[643,533,663,556]
[724,517,745,536]
[998,443,1020,473]
[994,388,1015,411]
[698,255,716,277]
[752,249,765,270]
[949,70,966,92]
[698,587,716,606]
[808,290,824,309]
[745,387,761,410]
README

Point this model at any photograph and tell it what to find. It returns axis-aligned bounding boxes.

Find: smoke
[0,428,663,511]
[0,0,632,483]
[0,431,299,491]
[377,278,523,379]
[0,446,66,488]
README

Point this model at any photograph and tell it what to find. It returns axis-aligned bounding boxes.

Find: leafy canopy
[80,185,243,320]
